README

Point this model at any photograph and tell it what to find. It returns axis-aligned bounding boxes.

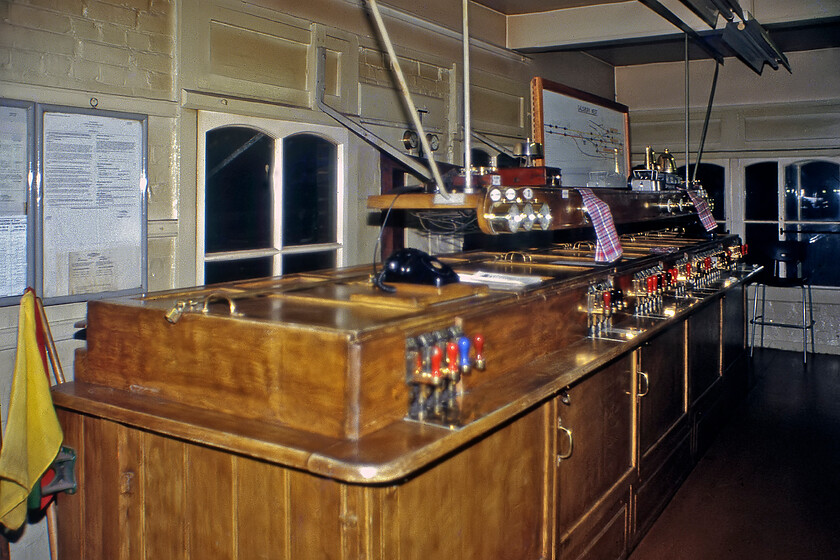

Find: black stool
[749,240,815,363]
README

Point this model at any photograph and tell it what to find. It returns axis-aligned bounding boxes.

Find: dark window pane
[678,163,725,220]
[472,148,491,168]
[745,162,778,221]
[282,134,337,246]
[792,225,840,287]
[282,251,336,275]
[744,223,779,272]
[205,127,274,253]
[205,257,273,284]
[785,161,840,222]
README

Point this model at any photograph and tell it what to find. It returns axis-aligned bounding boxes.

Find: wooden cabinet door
[638,322,687,455]
[722,285,746,373]
[555,356,634,531]
[688,300,722,403]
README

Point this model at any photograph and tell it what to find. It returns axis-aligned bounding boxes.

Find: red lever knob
[431,346,443,378]
[686,262,692,276]
[602,291,611,309]
[446,341,458,369]
[472,334,486,370]
[472,334,484,355]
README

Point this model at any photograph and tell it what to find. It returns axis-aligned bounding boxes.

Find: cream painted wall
[616,47,840,355]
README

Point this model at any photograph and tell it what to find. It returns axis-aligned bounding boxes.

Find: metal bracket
[27,446,78,510]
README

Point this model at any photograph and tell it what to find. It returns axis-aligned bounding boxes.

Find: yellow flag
[0,291,63,530]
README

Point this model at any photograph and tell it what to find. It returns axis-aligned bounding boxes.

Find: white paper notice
[0,105,29,214]
[42,112,144,299]
[0,216,27,297]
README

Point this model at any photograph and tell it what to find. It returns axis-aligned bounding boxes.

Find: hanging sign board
[39,106,147,303]
[531,77,630,189]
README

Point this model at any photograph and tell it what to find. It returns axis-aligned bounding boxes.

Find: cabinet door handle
[638,371,650,397]
[557,425,574,461]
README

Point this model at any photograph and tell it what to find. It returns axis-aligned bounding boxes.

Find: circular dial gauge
[426,133,440,152]
[403,130,419,150]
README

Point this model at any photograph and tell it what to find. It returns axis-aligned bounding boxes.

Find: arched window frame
[197,111,347,284]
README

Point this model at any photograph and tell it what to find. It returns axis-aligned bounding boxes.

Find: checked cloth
[577,188,622,263]
[686,190,717,231]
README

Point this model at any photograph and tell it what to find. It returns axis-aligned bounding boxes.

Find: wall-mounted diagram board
[531,77,630,188]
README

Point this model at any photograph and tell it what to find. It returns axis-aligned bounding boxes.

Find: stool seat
[762,275,809,289]
[749,240,815,363]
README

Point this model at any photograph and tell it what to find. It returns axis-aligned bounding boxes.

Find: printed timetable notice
[42,111,144,299]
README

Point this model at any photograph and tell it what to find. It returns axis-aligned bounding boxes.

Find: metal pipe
[694,60,720,181]
[462,0,473,193]
[685,33,690,185]
[367,0,449,196]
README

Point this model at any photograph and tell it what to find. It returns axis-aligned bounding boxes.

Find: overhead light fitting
[722,14,791,74]
[675,0,791,74]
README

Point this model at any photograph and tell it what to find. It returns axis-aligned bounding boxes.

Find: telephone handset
[377,249,460,290]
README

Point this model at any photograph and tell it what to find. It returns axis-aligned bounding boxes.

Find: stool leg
[750,284,759,356]
[759,283,767,349]
[807,284,815,356]
[801,285,807,364]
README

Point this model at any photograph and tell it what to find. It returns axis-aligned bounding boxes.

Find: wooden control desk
[52,233,759,559]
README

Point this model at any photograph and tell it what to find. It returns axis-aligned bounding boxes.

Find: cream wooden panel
[628,101,840,161]
[471,83,526,136]
[744,111,840,145]
[180,2,358,112]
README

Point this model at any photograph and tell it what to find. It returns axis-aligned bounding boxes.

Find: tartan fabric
[687,190,717,231]
[577,188,623,263]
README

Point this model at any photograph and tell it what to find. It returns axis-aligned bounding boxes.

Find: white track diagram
[540,88,628,187]
[545,120,624,161]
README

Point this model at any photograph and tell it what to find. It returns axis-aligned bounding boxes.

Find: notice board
[38,106,147,302]
[0,100,34,304]
[531,77,630,188]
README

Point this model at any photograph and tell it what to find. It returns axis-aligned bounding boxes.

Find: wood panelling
[235,457,289,559]
[688,301,722,403]
[638,322,687,455]
[143,432,186,558]
[383,404,550,559]
[556,356,634,533]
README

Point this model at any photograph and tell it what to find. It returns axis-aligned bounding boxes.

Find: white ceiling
[472,0,840,65]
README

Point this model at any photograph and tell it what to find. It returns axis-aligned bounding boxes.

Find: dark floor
[629,349,840,560]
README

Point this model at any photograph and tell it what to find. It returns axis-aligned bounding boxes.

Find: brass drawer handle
[557,425,574,461]
[638,371,650,397]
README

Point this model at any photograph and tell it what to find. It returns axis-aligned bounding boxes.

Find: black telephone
[377,248,459,290]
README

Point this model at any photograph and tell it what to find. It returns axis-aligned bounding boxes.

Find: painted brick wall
[0,0,175,99]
